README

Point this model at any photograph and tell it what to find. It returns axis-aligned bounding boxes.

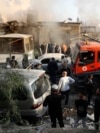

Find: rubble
[0,112,99,133]
[0,91,99,133]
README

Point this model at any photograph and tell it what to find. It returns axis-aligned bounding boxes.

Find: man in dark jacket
[43,84,64,128]
[74,91,88,128]
[22,54,29,69]
[9,56,18,68]
[47,58,58,84]
[85,74,94,105]
[94,88,100,130]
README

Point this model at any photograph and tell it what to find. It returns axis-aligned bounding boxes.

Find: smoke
[0,0,30,22]
[0,0,100,47]
[0,0,100,26]
[0,0,77,23]
[75,0,100,26]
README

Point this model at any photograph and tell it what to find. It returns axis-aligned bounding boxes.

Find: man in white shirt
[58,71,75,107]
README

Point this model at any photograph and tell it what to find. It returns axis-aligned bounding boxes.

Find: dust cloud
[0,0,100,26]
[75,0,100,26]
[0,1,99,33]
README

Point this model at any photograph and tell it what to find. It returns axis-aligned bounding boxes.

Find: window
[11,40,24,53]
[79,51,95,64]
[41,58,61,64]
[32,75,49,99]
[41,58,50,64]
[0,38,24,53]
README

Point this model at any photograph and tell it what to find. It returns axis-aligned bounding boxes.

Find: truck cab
[72,41,100,76]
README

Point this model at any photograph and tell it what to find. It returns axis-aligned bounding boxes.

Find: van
[0,69,51,118]
[38,53,65,72]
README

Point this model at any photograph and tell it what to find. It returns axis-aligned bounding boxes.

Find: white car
[38,53,72,74]
[38,53,65,72]
[0,69,51,118]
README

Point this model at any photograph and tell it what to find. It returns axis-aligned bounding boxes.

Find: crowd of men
[5,52,100,130]
[43,72,100,130]
[40,42,71,55]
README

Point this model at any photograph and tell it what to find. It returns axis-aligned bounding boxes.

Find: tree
[0,69,25,125]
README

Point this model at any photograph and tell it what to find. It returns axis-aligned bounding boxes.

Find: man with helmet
[43,84,65,128]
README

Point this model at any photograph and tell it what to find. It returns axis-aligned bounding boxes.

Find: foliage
[0,69,24,124]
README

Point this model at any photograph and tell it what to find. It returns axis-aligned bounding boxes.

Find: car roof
[0,69,45,84]
[38,53,64,60]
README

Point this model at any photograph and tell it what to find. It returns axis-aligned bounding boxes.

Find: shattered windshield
[31,75,50,99]
[79,51,95,64]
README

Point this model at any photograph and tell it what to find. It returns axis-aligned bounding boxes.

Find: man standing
[85,74,94,105]
[74,91,88,128]
[43,84,64,128]
[22,54,29,69]
[94,88,100,130]
[9,56,18,68]
[47,58,58,84]
[58,71,75,107]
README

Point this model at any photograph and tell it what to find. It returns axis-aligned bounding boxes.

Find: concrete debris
[0,94,99,132]
[87,113,94,121]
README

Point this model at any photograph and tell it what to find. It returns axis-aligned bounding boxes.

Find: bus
[0,33,34,67]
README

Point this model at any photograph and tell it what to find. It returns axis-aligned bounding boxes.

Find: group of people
[5,54,29,69]
[40,42,71,55]
[43,70,75,128]
[5,54,100,130]
[43,71,100,130]
[40,42,61,54]
[6,55,18,68]
[5,54,35,69]
[74,86,100,130]
[47,55,72,85]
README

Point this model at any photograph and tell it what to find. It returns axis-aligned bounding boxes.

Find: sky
[0,0,100,26]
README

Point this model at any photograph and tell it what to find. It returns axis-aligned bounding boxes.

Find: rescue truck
[72,40,100,76]
[71,40,100,88]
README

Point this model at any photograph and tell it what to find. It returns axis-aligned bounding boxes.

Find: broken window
[0,38,24,53]
[79,51,95,64]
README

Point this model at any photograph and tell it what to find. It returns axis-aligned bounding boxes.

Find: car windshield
[79,51,95,64]
[31,75,50,99]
